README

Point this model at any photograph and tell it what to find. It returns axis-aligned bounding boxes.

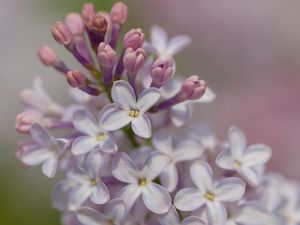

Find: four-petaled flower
[216,127,272,186]
[101,80,160,138]
[174,161,246,225]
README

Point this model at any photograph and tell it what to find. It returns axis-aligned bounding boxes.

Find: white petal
[151,25,168,53]
[68,185,93,210]
[228,127,247,159]
[174,140,204,163]
[90,180,110,204]
[31,123,53,147]
[21,147,52,166]
[116,184,141,212]
[158,205,180,225]
[215,149,235,170]
[207,201,227,225]
[77,207,107,225]
[101,108,132,131]
[98,104,119,126]
[235,205,271,225]
[194,87,216,103]
[137,87,160,113]
[152,128,173,155]
[190,161,213,192]
[166,35,191,56]
[215,177,246,202]
[142,151,169,181]
[160,164,179,192]
[142,182,171,214]
[170,103,192,127]
[242,144,272,167]
[42,156,58,178]
[100,133,118,153]
[143,41,158,54]
[111,80,136,111]
[240,166,261,186]
[104,198,127,222]
[52,180,75,211]
[112,152,139,183]
[181,216,205,225]
[71,136,98,155]
[84,150,103,178]
[131,115,152,138]
[72,110,98,136]
[174,188,205,211]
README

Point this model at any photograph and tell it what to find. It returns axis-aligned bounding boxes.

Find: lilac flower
[20,123,67,178]
[153,129,204,192]
[71,109,118,155]
[101,80,160,138]
[144,25,191,59]
[174,161,246,225]
[76,199,127,225]
[216,127,272,186]
[112,151,172,214]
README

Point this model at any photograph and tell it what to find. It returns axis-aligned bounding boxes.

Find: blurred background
[1,0,300,224]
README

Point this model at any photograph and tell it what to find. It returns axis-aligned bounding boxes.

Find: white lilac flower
[101,80,160,138]
[216,127,272,186]
[174,161,246,225]
[71,109,118,155]
[20,123,67,178]
[158,205,205,225]
[112,151,171,214]
[60,151,110,210]
[76,198,127,225]
[143,25,191,59]
[153,129,204,192]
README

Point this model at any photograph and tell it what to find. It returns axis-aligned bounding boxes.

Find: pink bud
[16,111,43,134]
[37,45,58,66]
[97,42,117,68]
[151,58,174,87]
[51,22,73,45]
[91,15,108,32]
[123,28,145,50]
[123,48,147,74]
[66,70,86,88]
[180,75,207,100]
[65,13,85,36]
[111,2,128,24]
[82,3,96,26]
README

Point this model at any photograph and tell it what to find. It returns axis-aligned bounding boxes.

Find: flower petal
[207,201,227,225]
[190,161,213,192]
[21,147,52,166]
[52,180,75,211]
[240,166,261,186]
[242,144,272,167]
[137,87,160,113]
[158,205,180,225]
[174,140,204,163]
[90,180,110,204]
[72,109,98,136]
[215,149,235,170]
[160,164,179,192]
[174,187,205,211]
[194,87,216,103]
[100,133,118,154]
[215,177,246,202]
[151,25,168,53]
[68,185,93,210]
[77,207,107,225]
[142,182,171,214]
[166,35,191,56]
[84,150,103,178]
[71,136,98,155]
[181,216,206,225]
[111,80,136,111]
[142,151,169,181]
[101,108,132,131]
[116,184,141,212]
[170,103,192,127]
[131,115,152,138]
[228,127,247,159]
[112,152,139,183]
[42,156,58,178]
[31,123,53,147]
[152,128,173,155]
[104,198,127,222]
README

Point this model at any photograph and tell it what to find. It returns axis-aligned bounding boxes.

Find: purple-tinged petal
[240,166,261,186]
[181,216,206,225]
[90,180,110,204]
[166,35,191,56]
[101,108,132,131]
[228,127,246,159]
[174,140,204,163]
[150,25,168,53]
[72,110,98,136]
[71,136,98,155]
[160,164,179,193]
[158,205,180,225]
[190,161,213,192]
[77,207,107,225]
[170,103,192,127]
[174,187,205,211]
[42,156,58,178]
[242,144,272,167]
[216,149,235,170]
[111,80,136,111]
[116,184,141,212]
[152,128,173,155]
[52,180,75,211]
[131,115,152,138]
[207,201,227,225]
[21,147,52,166]
[99,104,119,126]
[68,185,93,210]
[137,87,160,113]
[194,87,216,103]
[215,177,246,202]
[104,198,127,222]
[100,133,118,154]
[84,151,103,178]
[142,151,169,181]
[31,123,53,147]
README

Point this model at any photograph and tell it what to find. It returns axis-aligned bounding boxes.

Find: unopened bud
[51,22,73,45]
[91,15,107,32]
[111,2,128,24]
[151,58,174,87]
[97,42,117,68]
[82,3,96,26]
[66,70,86,88]
[180,75,206,100]
[37,46,58,66]
[123,48,147,74]
[16,111,43,134]
[123,28,145,50]
[65,13,85,36]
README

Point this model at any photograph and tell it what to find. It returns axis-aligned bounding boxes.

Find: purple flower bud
[97,42,117,68]
[16,111,43,134]
[51,22,73,45]
[37,46,58,66]
[111,2,128,24]
[123,28,145,50]
[66,70,86,88]
[151,58,174,88]
[91,14,108,32]
[82,3,96,26]
[123,47,147,74]
[65,13,85,36]
[180,75,207,100]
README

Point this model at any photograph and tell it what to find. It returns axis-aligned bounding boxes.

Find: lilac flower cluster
[15,2,300,225]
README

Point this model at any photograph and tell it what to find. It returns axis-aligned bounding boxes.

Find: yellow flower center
[138,177,147,187]
[97,133,105,141]
[129,109,140,118]
[234,160,242,169]
[90,179,97,186]
[204,191,215,201]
